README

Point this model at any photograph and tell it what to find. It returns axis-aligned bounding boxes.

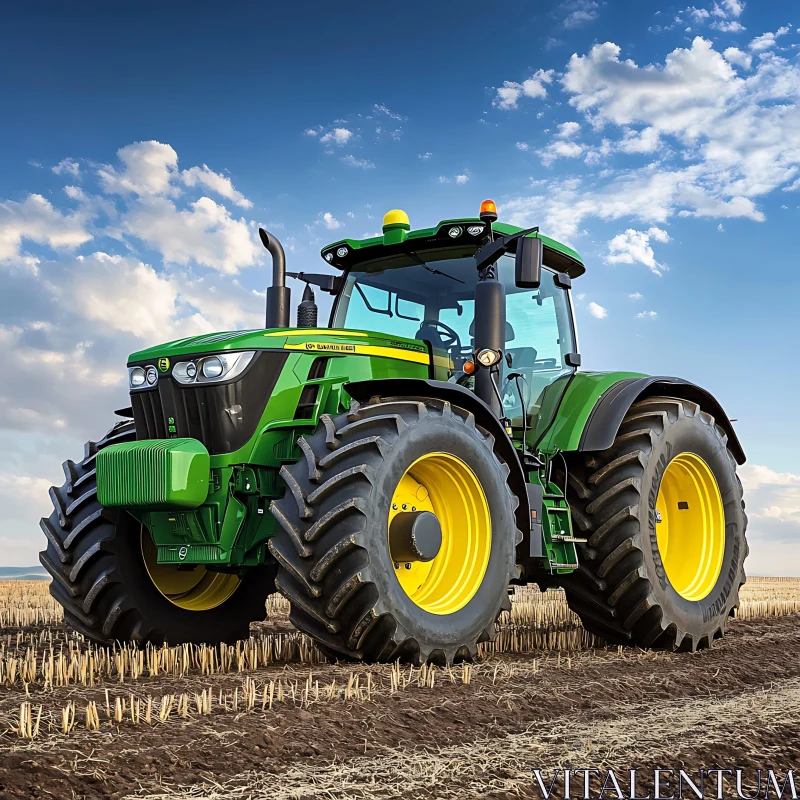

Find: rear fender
[542,374,745,464]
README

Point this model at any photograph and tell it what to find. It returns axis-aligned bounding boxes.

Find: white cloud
[320,128,354,146]
[723,47,752,70]
[711,19,745,32]
[181,165,252,208]
[98,141,179,196]
[587,301,607,318]
[629,292,644,301]
[562,0,599,28]
[607,227,671,275]
[739,464,800,526]
[52,158,81,179]
[0,193,93,261]
[455,172,470,184]
[539,139,584,167]
[303,128,318,136]
[321,212,341,230]
[438,176,450,184]
[373,103,406,120]
[122,196,260,274]
[634,310,658,319]
[556,121,581,138]
[341,155,375,169]
[502,36,800,241]
[749,27,790,52]
[493,70,555,109]
[516,142,530,151]
[418,152,433,159]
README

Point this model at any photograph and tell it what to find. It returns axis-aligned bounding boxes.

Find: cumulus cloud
[629,292,644,301]
[52,158,81,179]
[587,301,607,318]
[455,172,470,184]
[493,70,555,109]
[321,212,341,230]
[320,128,354,146]
[181,165,252,208]
[740,465,800,527]
[98,141,179,196]
[516,142,530,151]
[0,194,94,261]
[749,26,790,52]
[634,310,658,319]
[607,227,671,275]
[501,36,800,241]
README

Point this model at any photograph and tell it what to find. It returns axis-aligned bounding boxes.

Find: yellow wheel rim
[388,453,491,615]
[655,453,725,601]
[141,528,240,611]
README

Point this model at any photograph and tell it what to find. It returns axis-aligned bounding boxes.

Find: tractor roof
[320,214,585,278]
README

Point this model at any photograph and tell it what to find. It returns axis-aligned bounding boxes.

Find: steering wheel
[419,320,462,352]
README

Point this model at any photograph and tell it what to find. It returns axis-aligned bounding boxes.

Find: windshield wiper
[407,251,464,284]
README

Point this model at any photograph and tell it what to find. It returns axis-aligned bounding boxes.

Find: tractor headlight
[172,351,256,385]
[467,225,484,236]
[476,348,502,367]
[145,366,158,386]
[448,226,463,238]
[129,367,147,388]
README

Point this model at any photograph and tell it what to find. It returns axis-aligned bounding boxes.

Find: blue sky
[1,0,799,571]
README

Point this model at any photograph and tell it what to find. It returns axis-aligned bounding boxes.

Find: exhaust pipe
[259,228,290,329]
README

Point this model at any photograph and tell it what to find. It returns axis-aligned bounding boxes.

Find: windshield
[331,252,578,444]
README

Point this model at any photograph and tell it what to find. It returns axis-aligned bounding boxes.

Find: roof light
[336,246,349,258]
[467,225,484,236]
[448,226,462,238]
[479,199,498,223]
[382,209,411,232]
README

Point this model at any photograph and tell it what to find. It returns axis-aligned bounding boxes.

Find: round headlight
[186,362,197,379]
[325,252,334,262]
[467,225,484,236]
[129,367,146,388]
[448,226,463,238]
[336,246,349,258]
[202,356,225,379]
[146,366,158,385]
[476,348,501,367]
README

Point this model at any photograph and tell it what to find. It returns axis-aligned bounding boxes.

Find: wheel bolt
[394,562,399,569]
[392,504,398,510]
[404,563,411,570]
[402,504,408,510]
[411,506,416,511]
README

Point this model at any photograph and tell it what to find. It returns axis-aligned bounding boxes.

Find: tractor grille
[130,351,289,455]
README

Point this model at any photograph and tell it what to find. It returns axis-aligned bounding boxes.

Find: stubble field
[1,578,799,799]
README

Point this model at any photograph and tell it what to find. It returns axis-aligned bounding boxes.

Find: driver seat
[414,322,447,350]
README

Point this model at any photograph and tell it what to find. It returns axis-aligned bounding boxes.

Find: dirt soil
[2,615,800,799]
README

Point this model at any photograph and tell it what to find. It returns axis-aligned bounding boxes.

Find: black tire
[39,420,276,645]
[558,396,748,651]
[268,397,522,665]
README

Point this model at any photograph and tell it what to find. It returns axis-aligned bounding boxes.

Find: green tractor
[40,201,748,663]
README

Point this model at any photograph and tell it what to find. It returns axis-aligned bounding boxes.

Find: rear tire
[39,420,275,645]
[269,397,521,665]
[559,396,748,650]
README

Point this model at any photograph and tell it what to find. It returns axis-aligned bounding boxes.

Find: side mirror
[515,236,542,289]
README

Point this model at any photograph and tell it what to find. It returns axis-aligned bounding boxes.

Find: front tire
[560,396,748,650]
[39,420,276,645]
[268,397,522,665]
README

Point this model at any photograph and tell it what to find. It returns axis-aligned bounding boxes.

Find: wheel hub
[389,510,443,563]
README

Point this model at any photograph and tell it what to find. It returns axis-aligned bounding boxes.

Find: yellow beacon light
[479,199,498,223]
[382,209,411,231]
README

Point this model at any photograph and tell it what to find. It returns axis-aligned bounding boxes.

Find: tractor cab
[302,203,586,449]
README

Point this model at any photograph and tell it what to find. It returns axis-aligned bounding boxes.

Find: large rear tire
[268,397,521,665]
[39,420,275,645]
[559,396,748,650]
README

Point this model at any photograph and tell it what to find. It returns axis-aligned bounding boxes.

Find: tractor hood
[128,327,431,365]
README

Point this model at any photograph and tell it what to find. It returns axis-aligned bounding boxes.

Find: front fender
[539,372,745,464]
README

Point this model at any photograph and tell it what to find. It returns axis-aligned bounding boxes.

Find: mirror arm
[474,226,539,274]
